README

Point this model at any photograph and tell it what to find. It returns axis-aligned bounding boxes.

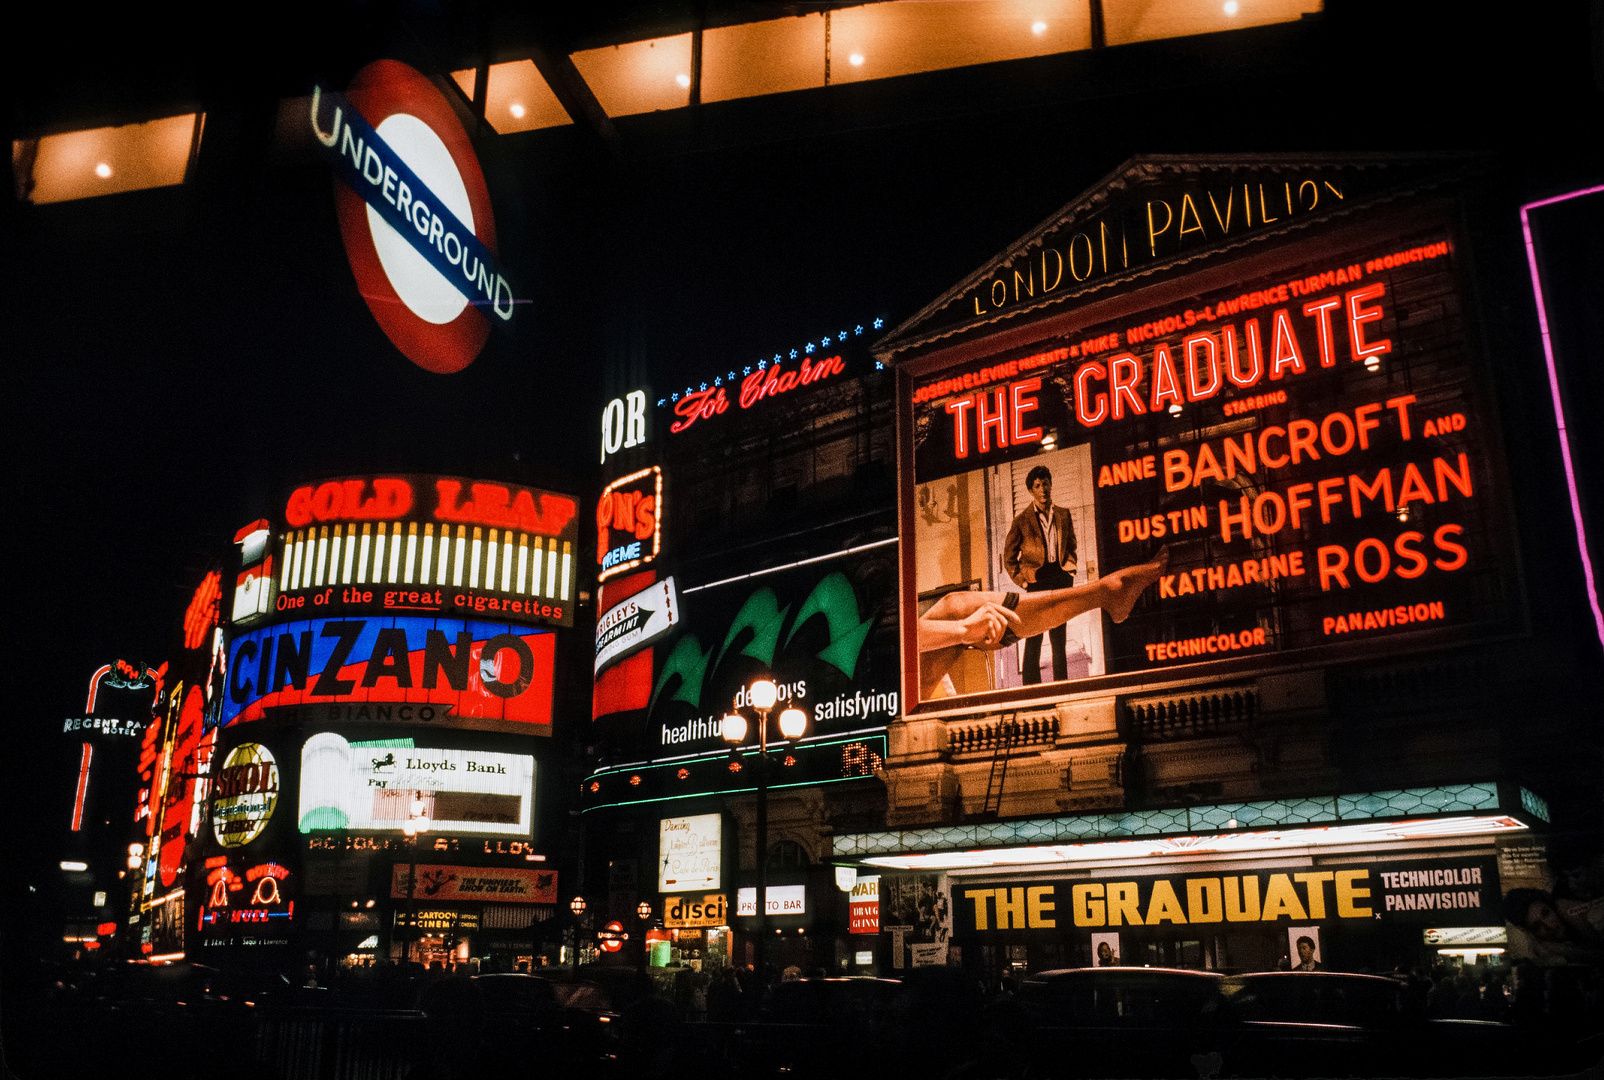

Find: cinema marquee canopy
[879,155,1524,712]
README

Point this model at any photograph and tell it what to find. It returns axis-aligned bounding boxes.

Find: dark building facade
[581,330,899,977]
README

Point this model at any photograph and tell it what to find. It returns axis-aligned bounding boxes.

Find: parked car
[1207,972,1538,1078]
[712,977,906,1079]
[1004,967,1225,1079]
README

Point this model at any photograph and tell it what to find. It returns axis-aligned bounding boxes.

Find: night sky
[5,0,1602,962]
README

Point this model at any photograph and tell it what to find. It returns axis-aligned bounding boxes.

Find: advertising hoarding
[595,576,679,676]
[299,733,534,837]
[270,475,578,629]
[222,616,555,734]
[664,893,728,928]
[598,466,663,582]
[198,859,294,932]
[641,542,899,754]
[850,875,881,934]
[947,857,1498,936]
[389,863,558,903]
[210,742,279,847]
[906,220,1518,705]
[737,885,806,916]
[658,813,722,891]
[601,390,651,465]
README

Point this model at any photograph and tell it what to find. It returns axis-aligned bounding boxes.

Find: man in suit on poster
[1003,465,1078,684]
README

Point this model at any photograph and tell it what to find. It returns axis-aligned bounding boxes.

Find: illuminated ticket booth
[839,782,1548,978]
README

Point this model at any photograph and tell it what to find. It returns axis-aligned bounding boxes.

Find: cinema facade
[840,154,1594,977]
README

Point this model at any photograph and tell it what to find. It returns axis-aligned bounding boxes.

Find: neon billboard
[222,616,555,734]
[902,216,1520,706]
[270,475,578,629]
[299,733,534,837]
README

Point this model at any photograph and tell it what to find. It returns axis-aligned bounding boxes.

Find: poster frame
[894,197,1530,716]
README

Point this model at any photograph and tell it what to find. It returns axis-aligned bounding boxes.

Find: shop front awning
[832,782,1547,871]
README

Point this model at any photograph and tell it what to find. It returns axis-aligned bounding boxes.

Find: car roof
[1029,967,1224,980]
[1225,972,1400,985]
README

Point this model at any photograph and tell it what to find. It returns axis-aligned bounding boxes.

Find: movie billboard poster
[907,218,1519,704]
[916,441,1106,697]
[1287,925,1322,970]
[879,871,952,969]
[1091,931,1121,967]
[632,543,899,756]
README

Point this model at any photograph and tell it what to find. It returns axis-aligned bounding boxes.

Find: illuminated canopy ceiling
[835,782,1548,870]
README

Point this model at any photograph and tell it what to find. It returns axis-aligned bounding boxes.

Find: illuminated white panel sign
[601,390,649,463]
[595,576,679,675]
[737,885,807,916]
[298,733,532,836]
[659,813,721,891]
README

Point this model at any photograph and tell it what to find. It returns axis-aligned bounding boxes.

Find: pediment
[875,153,1479,363]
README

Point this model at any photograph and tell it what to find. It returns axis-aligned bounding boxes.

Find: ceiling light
[1032,21,1048,34]
[94,163,112,179]
[508,103,526,119]
[676,73,691,89]
[1223,0,1239,12]
[849,53,865,67]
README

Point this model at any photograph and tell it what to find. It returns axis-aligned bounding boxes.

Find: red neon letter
[1183,332,1221,400]
[976,390,1009,453]
[1302,295,1342,367]
[1223,321,1263,388]
[946,397,974,458]
[1010,378,1043,445]
[1109,354,1147,420]
[1346,283,1392,362]
[1075,362,1108,427]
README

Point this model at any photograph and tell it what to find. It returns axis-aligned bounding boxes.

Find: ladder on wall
[979,712,1020,819]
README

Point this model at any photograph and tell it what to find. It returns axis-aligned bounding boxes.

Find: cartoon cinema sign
[311,60,514,374]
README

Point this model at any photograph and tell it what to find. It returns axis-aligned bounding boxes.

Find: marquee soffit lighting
[13,112,202,205]
[856,815,1529,871]
[835,784,1544,860]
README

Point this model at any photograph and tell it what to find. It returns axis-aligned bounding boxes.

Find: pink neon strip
[1520,184,1604,650]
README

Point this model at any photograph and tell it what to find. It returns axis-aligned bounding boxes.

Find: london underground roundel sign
[316,60,508,374]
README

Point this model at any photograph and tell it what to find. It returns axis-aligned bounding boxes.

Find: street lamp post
[401,796,430,966]
[569,894,587,971]
[636,899,653,972]
[723,677,808,984]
